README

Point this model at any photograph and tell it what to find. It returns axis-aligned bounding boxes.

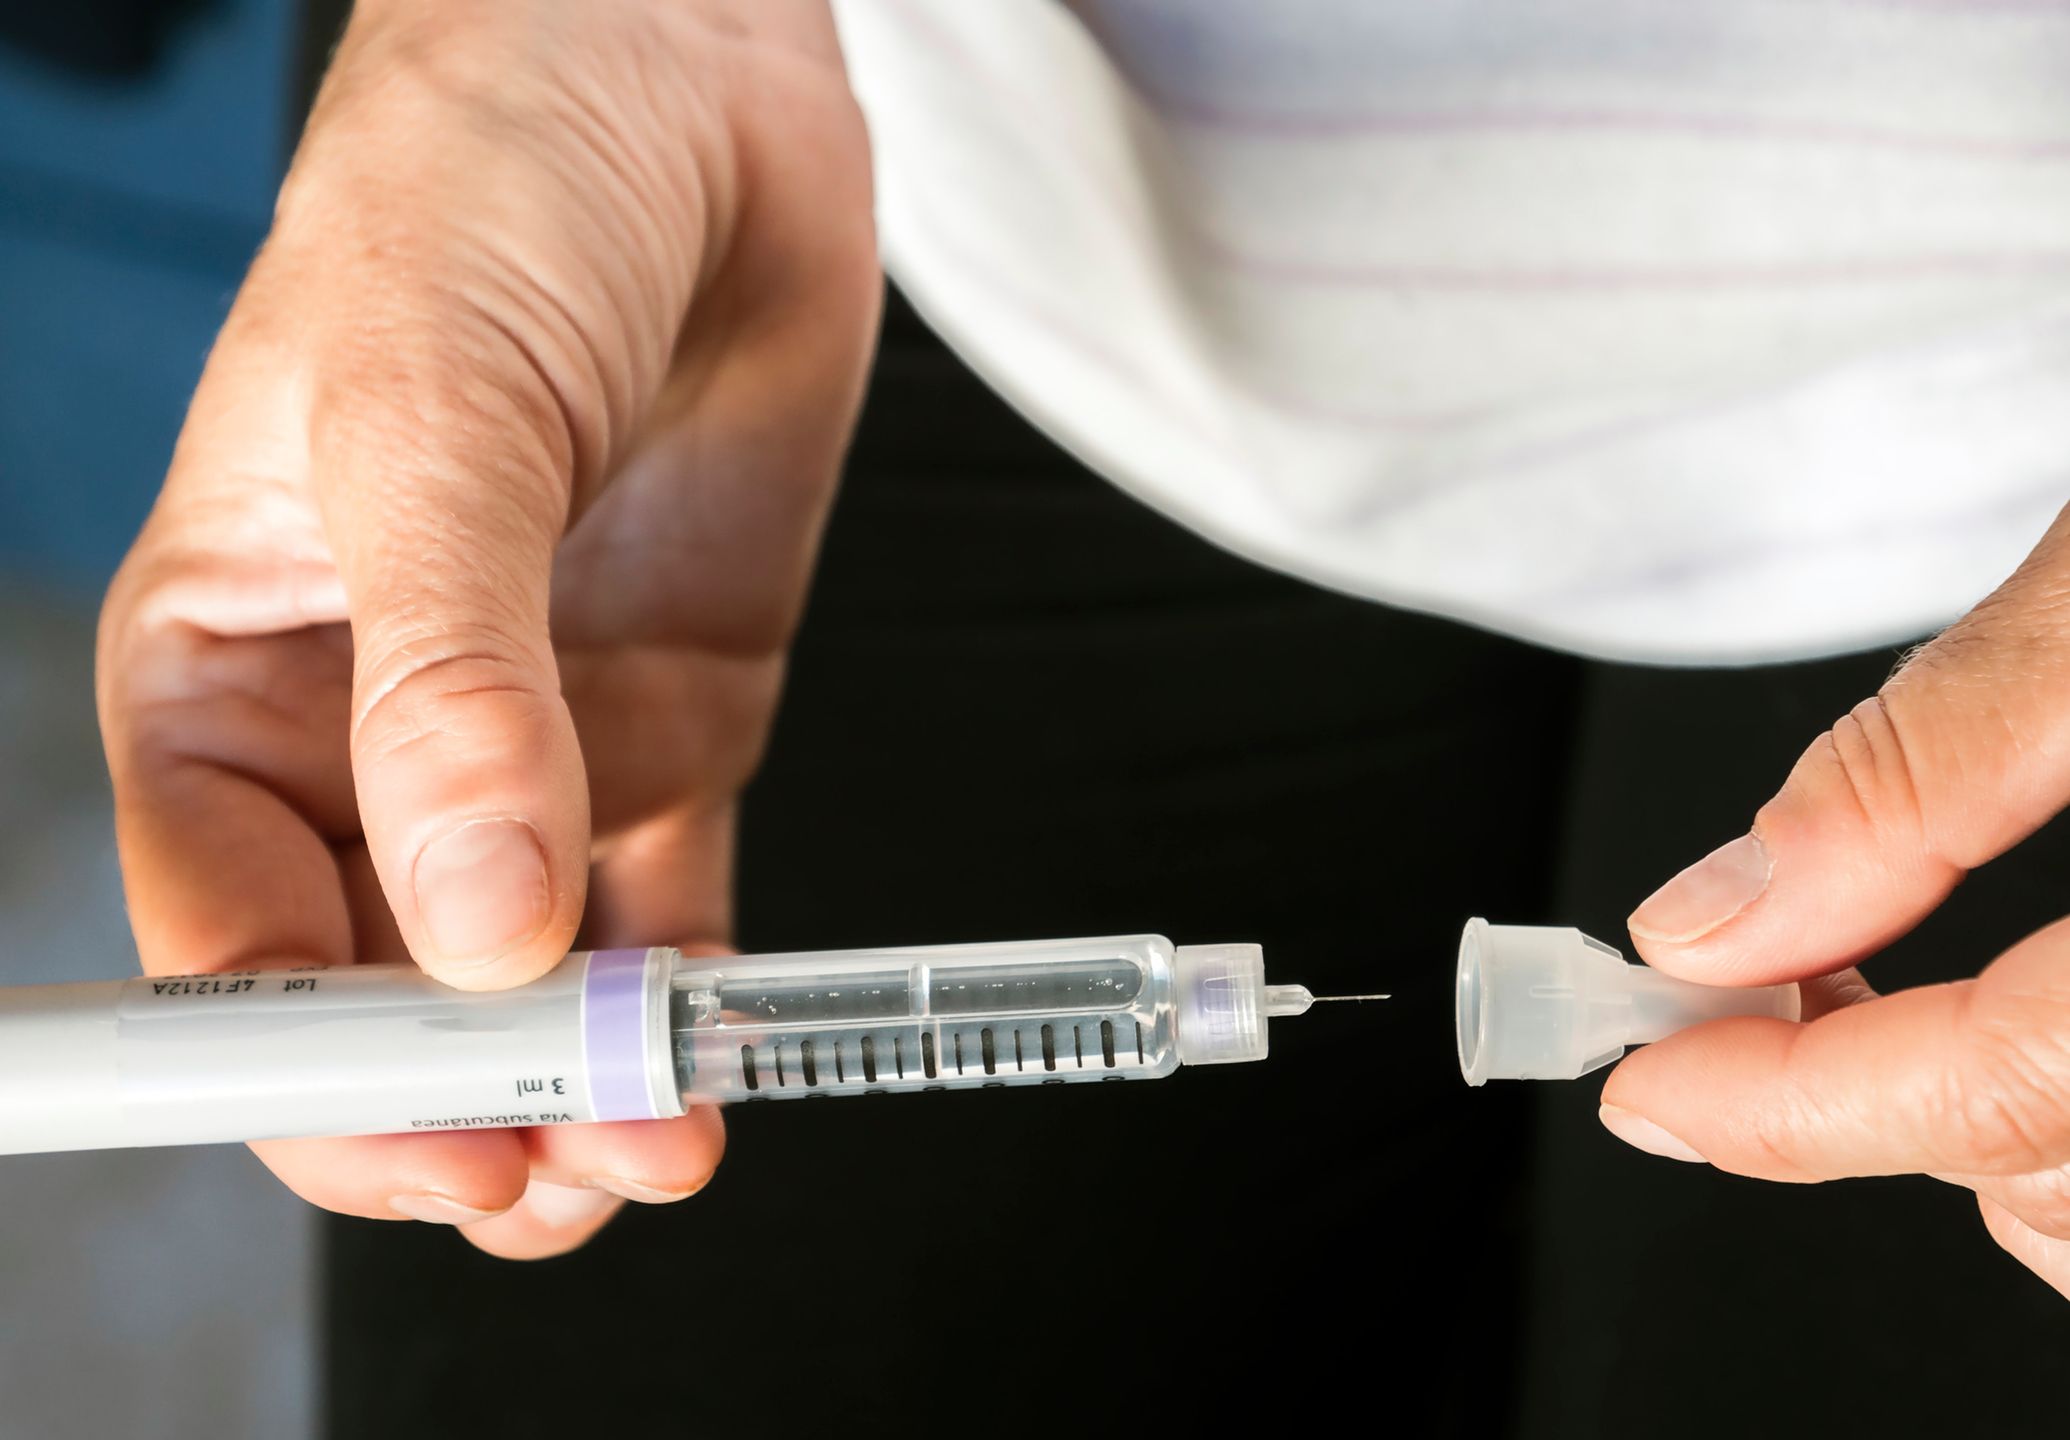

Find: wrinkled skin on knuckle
[1949,975,2070,1177]
[1757,692,1936,881]
[1762,641,2042,893]
[1734,1085,1838,1185]
[349,634,561,782]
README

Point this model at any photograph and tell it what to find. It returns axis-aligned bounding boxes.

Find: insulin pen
[0,935,1386,1155]
[0,920,1802,1156]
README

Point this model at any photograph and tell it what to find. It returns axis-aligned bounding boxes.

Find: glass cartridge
[669,935,1307,1100]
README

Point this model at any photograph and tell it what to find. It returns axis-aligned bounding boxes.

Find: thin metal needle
[1310,993,1391,1002]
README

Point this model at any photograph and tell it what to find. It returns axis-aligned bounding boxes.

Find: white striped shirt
[833,0,2070,662]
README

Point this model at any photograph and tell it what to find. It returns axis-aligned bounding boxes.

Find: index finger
[1602,918,2070,1181]
[101,614,356,977]
[101,604,533,1222]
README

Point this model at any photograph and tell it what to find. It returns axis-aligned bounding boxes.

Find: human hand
[1600,507,2070,1298]
[95,0,878,1257]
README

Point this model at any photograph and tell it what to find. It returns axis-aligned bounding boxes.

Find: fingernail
[1599,1104,1707,1164]
[591,1176,704,1205]
[1628,832,1772,943]
[388,1193,503,1225]
[523,1181,618,1229]
[412,818,549,963]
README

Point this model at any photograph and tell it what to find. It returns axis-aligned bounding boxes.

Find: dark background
[1532,661,2070,1434]
[329,285,1575,1435]
[5,5,2068,1436]
[323,289,2070,1440]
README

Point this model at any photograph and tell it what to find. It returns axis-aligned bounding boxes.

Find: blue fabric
[0,0,290,592]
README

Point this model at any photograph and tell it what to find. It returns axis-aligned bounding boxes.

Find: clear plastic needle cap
[1455,918,1799,1086]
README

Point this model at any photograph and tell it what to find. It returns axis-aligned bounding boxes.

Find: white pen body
[0,950,683,1154]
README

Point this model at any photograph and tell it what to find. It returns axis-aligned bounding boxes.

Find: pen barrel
[0,950,684,1155]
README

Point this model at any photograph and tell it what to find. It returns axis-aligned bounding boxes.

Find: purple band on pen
[581,949,664,1121]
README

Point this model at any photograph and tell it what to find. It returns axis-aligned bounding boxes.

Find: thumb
[1629,503,2070,986]
[314,318,590,990]
[263,1,715,989]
